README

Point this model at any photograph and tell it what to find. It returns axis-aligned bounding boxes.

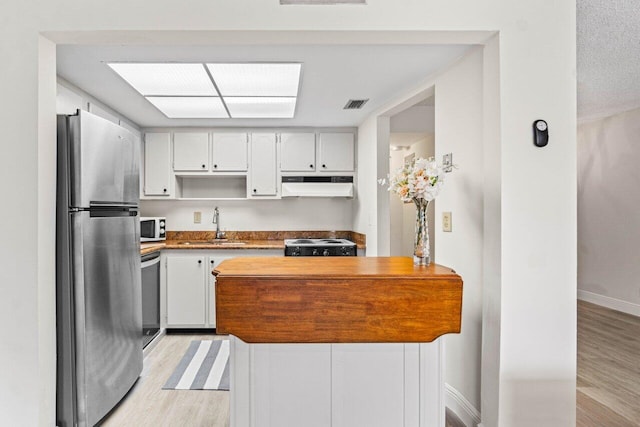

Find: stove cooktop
[284,238,356,247]
[284,238,357,256]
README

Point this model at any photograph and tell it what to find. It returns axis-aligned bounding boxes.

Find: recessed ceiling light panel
[146,96,229,118]
[108,63,217,96]
[207,63,302,97]
[225,97,297,118]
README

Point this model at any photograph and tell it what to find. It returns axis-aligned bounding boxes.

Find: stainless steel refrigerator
[56,110,143,427]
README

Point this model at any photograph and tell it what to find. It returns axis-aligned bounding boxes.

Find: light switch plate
[443,153,453,173]
[442,212,452,232]
[194,211,202,224]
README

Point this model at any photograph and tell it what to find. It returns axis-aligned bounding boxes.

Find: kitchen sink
[212,241,247,245]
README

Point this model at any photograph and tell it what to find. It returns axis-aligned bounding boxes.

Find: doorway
[388,96,435,258]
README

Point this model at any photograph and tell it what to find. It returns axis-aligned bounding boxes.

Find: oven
[284,239,357,256]
[141,252,161,348]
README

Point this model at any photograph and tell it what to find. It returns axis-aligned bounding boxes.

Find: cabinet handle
[253,189,257,193]
[198,260,202,264]
[210,260,215,264]
[214,164,218,169]
[163,188,167,193]
[309,164,313,168]
[202,164,206,169]
[322,164,326,168]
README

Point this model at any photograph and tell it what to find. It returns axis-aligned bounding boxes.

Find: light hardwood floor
[101,332,465,427]
[100,333,229,427]
[577,300,640,427]
[100,303,640,427]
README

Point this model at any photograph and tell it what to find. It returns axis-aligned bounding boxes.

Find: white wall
[2,1,576,425]
[356,28,575,427]
[577,107,640,315]
[141,198,354,231]
[434,47,484,420]
[390,105,435,133]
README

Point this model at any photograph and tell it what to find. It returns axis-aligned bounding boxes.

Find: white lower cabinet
[164,250,281,329]
[166,255,207,327]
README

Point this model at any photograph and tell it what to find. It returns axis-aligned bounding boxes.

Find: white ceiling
[57,44,472,128]
[578,0,640,120]
[58,3,639,129]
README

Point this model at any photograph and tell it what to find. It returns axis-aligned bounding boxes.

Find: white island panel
[229,336,444,427]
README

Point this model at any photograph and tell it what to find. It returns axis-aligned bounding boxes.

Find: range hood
[281,176,354,198]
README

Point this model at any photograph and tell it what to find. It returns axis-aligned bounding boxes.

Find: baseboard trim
[578,290,640,317]
[445,383,481,427]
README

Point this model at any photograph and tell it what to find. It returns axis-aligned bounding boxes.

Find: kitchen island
[214,257,463,427]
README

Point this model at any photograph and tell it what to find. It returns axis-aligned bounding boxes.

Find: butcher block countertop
[214,257,463,344]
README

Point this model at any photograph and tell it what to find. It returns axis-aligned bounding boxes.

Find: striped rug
[163,340,230,391]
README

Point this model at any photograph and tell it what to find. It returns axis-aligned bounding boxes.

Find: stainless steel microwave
[140,217,166,242]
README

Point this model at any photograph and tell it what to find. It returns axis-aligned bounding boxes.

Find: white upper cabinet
[212,133,248,172]
[249,133,278,197]
[318,133,355,172]
[144,132,172,196]
[280,133,316,172]
[173,132,209,171]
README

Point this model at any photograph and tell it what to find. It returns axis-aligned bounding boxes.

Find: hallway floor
[577,300,640,426]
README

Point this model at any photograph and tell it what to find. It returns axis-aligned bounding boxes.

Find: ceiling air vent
[343,99,369,110]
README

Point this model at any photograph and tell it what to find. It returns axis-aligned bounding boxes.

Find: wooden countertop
[214,257,463,344]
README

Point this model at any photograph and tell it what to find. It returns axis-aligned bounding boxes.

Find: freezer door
[68,110,140,208]
[71,210,142,426]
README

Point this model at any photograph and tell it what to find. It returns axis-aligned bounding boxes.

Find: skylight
[225,97,297,118]
[107,63,218,96]
[107,62,301,119]
[206,63,301,96]
[146,97,229,119]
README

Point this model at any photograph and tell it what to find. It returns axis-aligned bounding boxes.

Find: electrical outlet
[193,211,202,224]
[442,212,452,232]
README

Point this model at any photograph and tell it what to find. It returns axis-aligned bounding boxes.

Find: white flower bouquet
[381,157,446,203]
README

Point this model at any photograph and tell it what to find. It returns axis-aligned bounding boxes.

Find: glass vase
[413,198,431,266]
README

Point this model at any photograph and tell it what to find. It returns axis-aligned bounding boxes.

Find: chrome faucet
[213,207,225,239]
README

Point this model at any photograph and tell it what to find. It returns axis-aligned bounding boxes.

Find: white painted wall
[353,114,380,256]
[356,27,575,426]
[434,47,485,418]
[390,105,435,134]
[141,198,354,231]
[2,1,576,426]
[577,107,640,315]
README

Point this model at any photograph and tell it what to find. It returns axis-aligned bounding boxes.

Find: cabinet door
[144,133,172,196]
[207,256,233,329]
[166,255,206,326]
[212,133,248,171]
[280,133,316,172]
[318,133,355,172]
[249,133,277,197]
[174,132,209,171]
